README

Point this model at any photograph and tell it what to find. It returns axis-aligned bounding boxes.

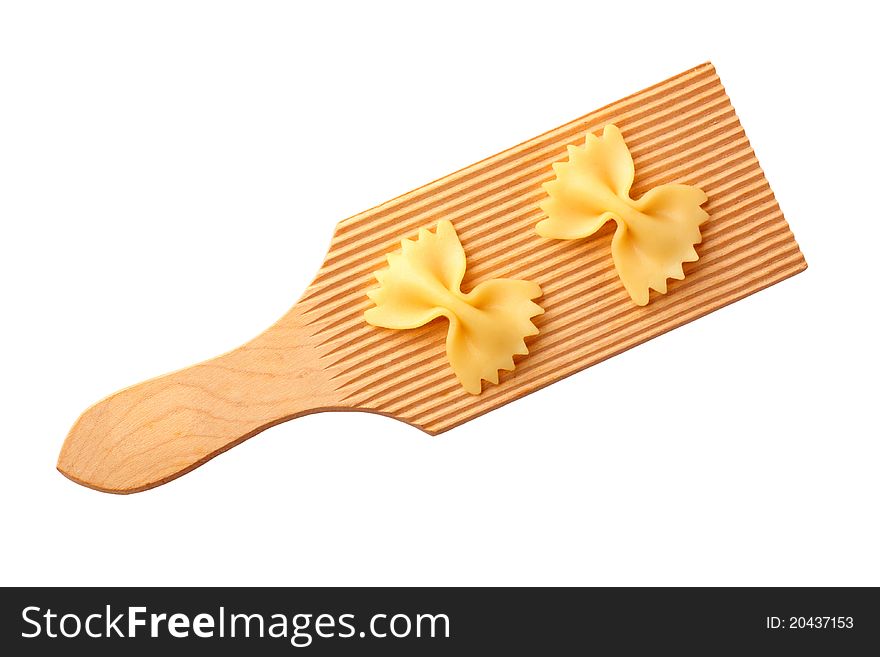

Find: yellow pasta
[537,124,709,306]
[365,220,543,394]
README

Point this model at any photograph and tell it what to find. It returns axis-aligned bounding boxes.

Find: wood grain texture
[58,311,340,493]
[58,62,806,493]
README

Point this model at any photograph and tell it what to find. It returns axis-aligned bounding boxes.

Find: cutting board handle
[57,309,339,493]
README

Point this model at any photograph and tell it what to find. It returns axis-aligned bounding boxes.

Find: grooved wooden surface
[59,62,807,493]
[300,62,806,433]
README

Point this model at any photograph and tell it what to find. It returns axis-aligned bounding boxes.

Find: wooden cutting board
[58,62,807,494]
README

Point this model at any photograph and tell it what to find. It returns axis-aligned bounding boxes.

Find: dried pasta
[365,220,543,394]
[537,124,709,306]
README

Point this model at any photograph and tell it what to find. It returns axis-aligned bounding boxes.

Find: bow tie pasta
[365,221,543,395]
[537,124,709,306]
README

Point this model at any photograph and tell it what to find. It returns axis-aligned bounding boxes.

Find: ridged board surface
[298,62,806,434]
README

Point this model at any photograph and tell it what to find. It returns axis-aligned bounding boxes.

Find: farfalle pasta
[537,124,709,306]
[365,220,543,394]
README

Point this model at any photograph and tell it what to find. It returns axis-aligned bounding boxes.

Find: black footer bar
[2,587,877,654]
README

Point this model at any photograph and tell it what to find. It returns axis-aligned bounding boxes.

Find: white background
[1,1,877,586]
